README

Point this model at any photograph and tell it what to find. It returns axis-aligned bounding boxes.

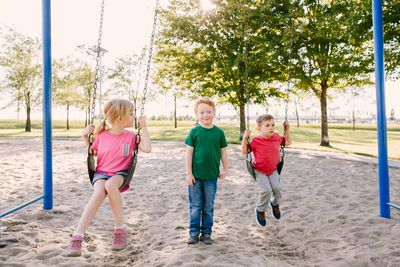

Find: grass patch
[1,119,399,160]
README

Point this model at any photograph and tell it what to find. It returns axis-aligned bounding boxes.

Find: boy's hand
[243,129,251,139]
[138,116,147,128]
[283,121,290,131]
[82,124,95,137]
[186,174,196,187]
[218,171,228,180]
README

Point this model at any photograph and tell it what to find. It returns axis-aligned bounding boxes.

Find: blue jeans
[188,178,218,235]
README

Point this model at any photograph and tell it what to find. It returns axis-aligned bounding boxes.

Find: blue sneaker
[187,234,199,244]
[255,208,266,226]
[200,233,212,245]
[270,201,281,219]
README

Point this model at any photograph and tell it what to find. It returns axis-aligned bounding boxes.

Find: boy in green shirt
[185,97,229,245]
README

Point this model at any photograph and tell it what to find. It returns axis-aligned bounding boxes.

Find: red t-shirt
[249,133,284,175]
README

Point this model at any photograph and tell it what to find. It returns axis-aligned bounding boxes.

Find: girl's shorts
[92,171,128,185]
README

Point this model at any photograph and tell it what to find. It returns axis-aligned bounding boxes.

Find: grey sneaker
[200,233,212,245]
[187,234,199,244]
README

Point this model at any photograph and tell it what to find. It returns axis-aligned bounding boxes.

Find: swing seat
[87,151,96,184]
[246,154,284,178]
[245,137,285,178]
[276,158,284,175]
[277,137,286,175]
[246,153,256,180]
[87,134,141,192]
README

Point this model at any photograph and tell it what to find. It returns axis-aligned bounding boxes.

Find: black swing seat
[87,134,141,191]
[245,138,285,179]
[246,152,256,179]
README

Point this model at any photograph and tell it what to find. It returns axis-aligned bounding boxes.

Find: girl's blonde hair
[94,99,134,136]
[194,97,216,115]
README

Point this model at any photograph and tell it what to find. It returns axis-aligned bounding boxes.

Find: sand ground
[0,138,399,266]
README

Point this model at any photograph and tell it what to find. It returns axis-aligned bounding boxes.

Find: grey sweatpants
[254,169,282,212]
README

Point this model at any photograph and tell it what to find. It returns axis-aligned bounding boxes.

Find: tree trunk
[352,109,355,131]
[17,101,20,120]
[295,105,300,127]
[85,108,88,127]
[25,94,31,132]
[67,103,70,130]
[26,104,31,132]
[174,95,177,128]
[319,84,329,146]
[239,102,246,141]
[87,103,91,125]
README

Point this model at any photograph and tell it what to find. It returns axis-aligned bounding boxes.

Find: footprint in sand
[87,244,97,252]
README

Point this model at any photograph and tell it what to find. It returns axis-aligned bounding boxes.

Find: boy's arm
[283,121,292,146]
[241,129,251,154]
[185,145,196,186]
[138,116,152,153]
[219,147,229,179]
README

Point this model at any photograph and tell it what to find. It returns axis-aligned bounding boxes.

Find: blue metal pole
[372,0,390,218]
[42,0,53,210]
[0,196,45,219]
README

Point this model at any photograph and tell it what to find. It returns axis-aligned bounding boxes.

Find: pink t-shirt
[91,129,137,176]
[249,133,284,175]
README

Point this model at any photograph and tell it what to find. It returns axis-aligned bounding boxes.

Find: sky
[0,0,399,121]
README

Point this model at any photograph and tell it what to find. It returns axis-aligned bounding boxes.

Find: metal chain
[90,0,105,124]
[243,0,250,130]
[284,0,296,124]
[138,0,159,135]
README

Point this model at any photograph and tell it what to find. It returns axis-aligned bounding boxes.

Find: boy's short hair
[194,97,216,115]
[256,114,274,126]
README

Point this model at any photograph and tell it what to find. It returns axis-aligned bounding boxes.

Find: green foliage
[383,0,400,78]
[276,0,374,146]
[153,0,376,146]
[0,26,42,131]
[108,54,141,101]
[74,60,96,124]
[52,58,88,128]
[154,0,284,137]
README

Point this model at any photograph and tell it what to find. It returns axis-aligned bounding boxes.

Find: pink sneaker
[66,236,83,257]
[111,228,126,251]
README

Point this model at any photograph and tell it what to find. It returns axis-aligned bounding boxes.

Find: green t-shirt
[185,125,228,180]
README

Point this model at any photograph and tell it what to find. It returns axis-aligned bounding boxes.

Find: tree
[154,0,283,139]
[383,0,400,79]
[0,27,42,131]
[75,44,111,125]
[343,86,365,131]
[108,51,144,129]
[74,61,96,126]
[286,0,374,146]
[389,108,396,121]
[52,58,83,129]
[292,90,310,127]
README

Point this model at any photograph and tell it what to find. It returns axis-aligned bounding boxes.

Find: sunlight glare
[200,0,215,12]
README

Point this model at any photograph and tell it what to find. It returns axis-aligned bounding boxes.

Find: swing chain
[91,0,105,124]
[284,0,296,125]
[243,0,250,130]
[139,0,159,136]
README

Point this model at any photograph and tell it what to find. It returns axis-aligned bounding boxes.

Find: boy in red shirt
[241,114,292,227]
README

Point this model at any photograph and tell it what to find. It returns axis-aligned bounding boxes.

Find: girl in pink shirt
[241,114,292,227]
[67,99,151,257]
